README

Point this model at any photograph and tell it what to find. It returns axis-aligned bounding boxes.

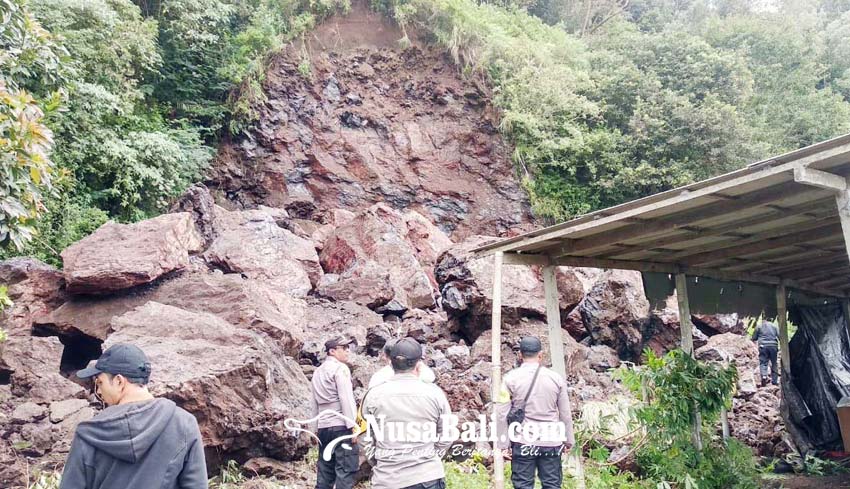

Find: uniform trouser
[401,479,446,489]
[759,344,779,385]
[510,444,563,489]
[316,426,359,489]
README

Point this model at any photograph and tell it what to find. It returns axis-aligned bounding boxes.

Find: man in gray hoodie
[60,343,208,489]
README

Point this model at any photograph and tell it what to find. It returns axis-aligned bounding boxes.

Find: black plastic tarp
[787,304,850,449]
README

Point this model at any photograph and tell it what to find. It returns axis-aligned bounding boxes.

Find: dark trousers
[402,479,446,489]
[759,345,779,385]
[316,427,359,489]
[510,444,563,489]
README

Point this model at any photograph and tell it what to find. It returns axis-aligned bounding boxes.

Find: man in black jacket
[752,320,780,387]
[60,343,208,489]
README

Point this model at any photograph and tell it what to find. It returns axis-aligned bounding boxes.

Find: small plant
[615,349,758,489]
[27,471,61,489]
[1,285,13,342]
[209,460,246,488]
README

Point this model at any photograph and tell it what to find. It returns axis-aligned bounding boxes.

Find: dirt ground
[761,475,850,488]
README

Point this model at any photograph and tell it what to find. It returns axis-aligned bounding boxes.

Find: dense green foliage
[391,0,850,220]
[0,0,347,264]
[0,0,65,249]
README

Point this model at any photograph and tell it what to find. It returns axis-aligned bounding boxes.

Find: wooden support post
[838,189,850,283]
[721,407,730,443]
[675,274,694,355]
[776,282,790,377]
[675,273,702,451]
[542,265,566,379]
[491,252,505,489]
[542,264,585,488]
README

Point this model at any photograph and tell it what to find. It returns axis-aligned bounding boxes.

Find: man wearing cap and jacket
[61,343,207,489]
[360,337,455,489]
[495,336,575,489]
[752,320,780,387]
[310,336,359,489]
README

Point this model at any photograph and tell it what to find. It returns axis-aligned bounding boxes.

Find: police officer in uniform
[496,336,575,489]
[310,336,359,489]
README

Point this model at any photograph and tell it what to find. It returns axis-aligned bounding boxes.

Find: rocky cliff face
[205,3,533,239]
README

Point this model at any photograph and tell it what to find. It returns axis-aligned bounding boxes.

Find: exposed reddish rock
[36,272,310,356]
[205,18,533,239]
[170,184,219,246]
[315,261,394,309]
[644,294,709,356]
[320,204,437,310]
[435,236,585,341]
[311,209,356,251]
[694,332,783,456]
[33,292,148,343]
[61,213,203,295]
[299,298,383,363]
[106,302,313,463]
[0,336,86,403]
[0,258,66,336]
[203,207,321,295]
[693,313,745,336]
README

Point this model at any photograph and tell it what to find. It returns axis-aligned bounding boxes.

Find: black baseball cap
[325,336,352,353]
[77,343,152,383]
[519,336,542,354]
[390,337,422,369]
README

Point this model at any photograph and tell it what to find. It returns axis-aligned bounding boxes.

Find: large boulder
[203,207,321,296]
[435,236,585,341]
[315,261,395,309]
[61,213,203,295]
[320,204,438,310]
[0,336,86,403]
[693,313,745,336]
[36,271,310,356]
[644,293,709,356]
[695,332,759,395]
[579,269,649,359]
[0,258,66,336]
[299,298,383,364]
[106,302,312,463]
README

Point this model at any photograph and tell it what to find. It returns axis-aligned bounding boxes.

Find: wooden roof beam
[777,261,847,280]
[731,246,846,273]
[550,184,814,257]
[794,166,848,192]
[622,200,835,252]
[668,221,841,265]
[676,223,841,266]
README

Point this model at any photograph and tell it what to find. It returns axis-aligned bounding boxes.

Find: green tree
[0,0,66,250]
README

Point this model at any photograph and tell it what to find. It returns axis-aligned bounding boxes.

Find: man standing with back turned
[752,319,780,387]
[310,336,359,489]
[360,337,455,489]
[61,343,208,489]
[496,336,575,489]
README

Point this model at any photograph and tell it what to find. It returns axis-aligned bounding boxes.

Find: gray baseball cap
[519,336,542,354]
[77,343,152,383]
